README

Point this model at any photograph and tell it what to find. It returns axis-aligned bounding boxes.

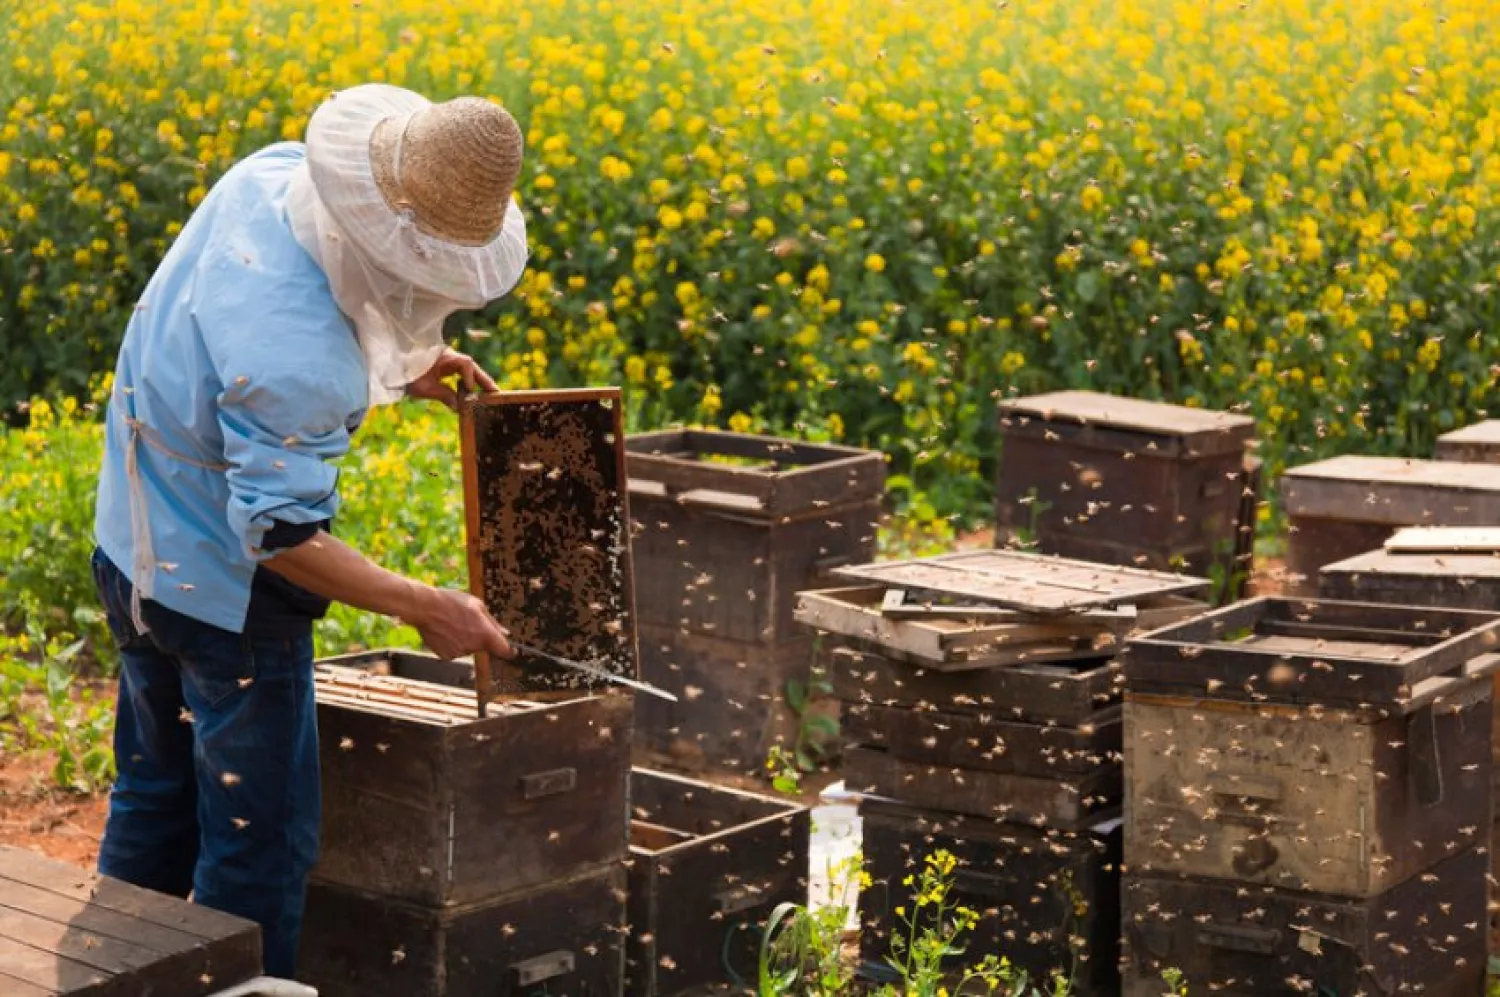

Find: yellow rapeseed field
[3,0,1500,523]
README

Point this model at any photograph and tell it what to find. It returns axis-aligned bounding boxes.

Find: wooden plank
[0,935,109,995]
[1384,526,1500,554]
[830,550,1209,614]
[0,905,168,976]
[842,747,1120,830]
[1434,419,1500,463]
[0,969,56,997]
[0,881,204,957]
[0,848,253,941]
[1281,455,1500,525]
[460,389,639,709]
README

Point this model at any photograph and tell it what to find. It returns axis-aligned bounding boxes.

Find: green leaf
[1075,269,1102,304]
[784,678,808,714]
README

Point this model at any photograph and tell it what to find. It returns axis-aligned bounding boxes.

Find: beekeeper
[89,85,524,978]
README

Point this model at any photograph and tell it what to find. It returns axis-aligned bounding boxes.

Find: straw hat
[368,97,524,247]
[301,84,529,304]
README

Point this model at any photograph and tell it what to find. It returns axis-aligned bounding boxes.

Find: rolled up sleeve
[217,366,353,562]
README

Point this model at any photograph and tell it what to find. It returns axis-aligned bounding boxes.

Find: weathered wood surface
[1383,526,1500,554]
[830,550,1209,614]
[0,845,261,996]
[627,489,880,644]
[1120,846,1488,997]
[830,645,1122,726]
[298,863,627,997]
[625,769,809,997]
[1124,676,1493,897]
[1320,547,1500,610]
[840,702,1120,778]
[843,746,1121,829]
[633,625,826,777]
[797,586,1205,668]
[625,429,885,518]
[460,388,638,706]
[312,650,631,907]
[858,799,1120,997]
[1283,516,1394,595]
[1434,419,1500,464]
[1281,454,1500,524]
[996,390,1255,459]
[1122,596,1500,706]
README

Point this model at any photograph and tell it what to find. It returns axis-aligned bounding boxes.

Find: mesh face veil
[283,85,529,405]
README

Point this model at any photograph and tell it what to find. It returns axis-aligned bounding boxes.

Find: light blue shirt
[94,142,369,634]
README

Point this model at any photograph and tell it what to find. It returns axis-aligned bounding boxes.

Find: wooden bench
[0,844,262,996]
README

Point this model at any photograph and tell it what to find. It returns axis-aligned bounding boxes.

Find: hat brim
[303,84,528,304]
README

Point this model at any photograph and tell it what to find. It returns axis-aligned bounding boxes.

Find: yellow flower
[1080,185,1104,212]
[865,254,886,273]
[658,206,683,230]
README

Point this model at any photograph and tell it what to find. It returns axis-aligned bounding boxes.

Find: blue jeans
[91,548,321,979]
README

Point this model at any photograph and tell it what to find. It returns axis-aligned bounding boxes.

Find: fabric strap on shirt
[115,384,231,635]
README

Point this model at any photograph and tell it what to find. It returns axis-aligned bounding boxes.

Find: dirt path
[0,751,108,868]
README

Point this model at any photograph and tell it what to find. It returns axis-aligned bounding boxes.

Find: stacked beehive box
[1320,526,1500,954]
[798,550,1212,995]
[993,390,1259,599]
[300,389,641,997]
[1280,455,1500,594]
[1436,420,1500,464]
[1120,596,1500,995]
[625,429,884,776]
[625,768,810,997]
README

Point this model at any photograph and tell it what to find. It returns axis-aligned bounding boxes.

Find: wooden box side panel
[830,646,1122,726]
[630,768,804,830]
[298,865,628,997]
[629,810,810,997]
[461,390,638,697]
[840,702,1120,778]
[634,627,818,776]
[1124,695,1491,897]
[447,695,633,905]
[1285,517,1396,594]
[859,807,1121,996]
[1121,848,1488,997]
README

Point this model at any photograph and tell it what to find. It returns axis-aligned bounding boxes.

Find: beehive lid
[1436,420,1500,446]
[1281,455,1500,525]
[460,388,639,713]
[828,549,1210,614]
[1123,596,1500,707]
[997,390,1255,458]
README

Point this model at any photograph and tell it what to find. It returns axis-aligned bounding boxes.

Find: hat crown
[370,96,523,247]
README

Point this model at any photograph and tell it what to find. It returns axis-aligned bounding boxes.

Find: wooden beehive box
[625,429,884,775]
[625,768,810,997]
[1280,455,1500,594]
[1121,596,1500,706]
[1120,846,1487,997]
[310,650,632,908]
[1124,655,1496,898]
[858,800,1121,997]
[460,388,639,711]
[1435,419,1500,464]
[993,390,1256,589]
[0,846,262,997]
[299,862,627,997]
[625,429,885,644]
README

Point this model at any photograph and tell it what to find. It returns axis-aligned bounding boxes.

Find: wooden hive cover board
[461,389,639,707]
[829,549,1209,614]
[1383,526,1500,554]
[1436,419,1500,446]
[1324,547,1500,581]
[997,390,1254,458]
[1281,455,1500,525]
[0,846,261,996]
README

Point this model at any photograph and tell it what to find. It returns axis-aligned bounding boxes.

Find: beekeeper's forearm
[261,532,437,622]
